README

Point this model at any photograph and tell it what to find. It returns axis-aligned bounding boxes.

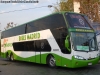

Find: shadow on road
[0,57,98,71]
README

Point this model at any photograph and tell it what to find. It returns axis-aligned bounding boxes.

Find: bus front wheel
[47,55,56,68]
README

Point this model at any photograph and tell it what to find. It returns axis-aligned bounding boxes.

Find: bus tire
[47,55,56,68]
[10,53,14,61]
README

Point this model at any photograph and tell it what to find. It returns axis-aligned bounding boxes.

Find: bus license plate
[88,63,92,65]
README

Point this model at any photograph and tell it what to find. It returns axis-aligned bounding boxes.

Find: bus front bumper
[71,57,99,68]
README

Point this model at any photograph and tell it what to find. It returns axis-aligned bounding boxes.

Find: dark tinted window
[13,42,25,51]
[1,32,4,39]
[66,13,91,29]
[2,25,26,38]
[13,39,51,52]
[2,13,66,38]
[40,39,51,51]
[27,23,38,33]
[13,41,35,51]
[26,41,35,51]
[4,28,17,37]
[27,13,66,33]
[13,25,26,35]
[35,40,41,51]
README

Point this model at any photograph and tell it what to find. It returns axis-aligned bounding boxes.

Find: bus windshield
[66,13,91,29]
[71,32,97,51]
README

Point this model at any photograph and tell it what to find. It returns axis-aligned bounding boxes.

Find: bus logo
[2,39,8,47]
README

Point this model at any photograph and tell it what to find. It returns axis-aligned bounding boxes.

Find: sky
[0,0,59,31]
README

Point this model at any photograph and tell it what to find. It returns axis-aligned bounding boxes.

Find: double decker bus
[0,11,99,68]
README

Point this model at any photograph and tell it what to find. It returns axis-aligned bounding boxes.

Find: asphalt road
[0,57,100,75]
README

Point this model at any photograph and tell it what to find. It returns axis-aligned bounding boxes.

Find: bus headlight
[74,55,85,60]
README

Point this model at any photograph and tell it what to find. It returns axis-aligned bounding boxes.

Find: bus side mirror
[65,35,71,52]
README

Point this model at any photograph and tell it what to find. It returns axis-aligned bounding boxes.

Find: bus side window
[35,40,41,52]
[40,39,51,52]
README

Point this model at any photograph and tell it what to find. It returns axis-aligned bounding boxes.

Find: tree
[79,0,100,22]
[53,0,74,12]
[4,22,17,30]
[53,0,100,22]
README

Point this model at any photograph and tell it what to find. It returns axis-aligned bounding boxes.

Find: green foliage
[60,0,74,11]
[79,0,100,22]
[53,0,100,22]
[53,0,74,12]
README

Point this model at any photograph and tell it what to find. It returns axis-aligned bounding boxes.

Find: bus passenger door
[35,40,41,63]
[60,32,72,67]
[35,39,51,64]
